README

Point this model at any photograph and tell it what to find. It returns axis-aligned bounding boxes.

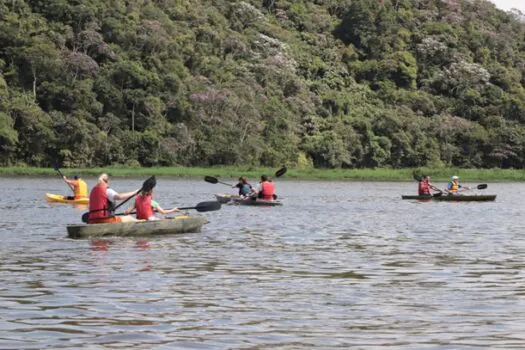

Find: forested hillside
[1,0,525,169]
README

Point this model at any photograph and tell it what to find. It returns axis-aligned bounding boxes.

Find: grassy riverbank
[0,166,524,182]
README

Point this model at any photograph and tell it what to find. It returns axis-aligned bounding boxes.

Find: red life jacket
[261,181,275,200]
[135,194,153,220]
[418,179,430,195]
[89,183,110,221]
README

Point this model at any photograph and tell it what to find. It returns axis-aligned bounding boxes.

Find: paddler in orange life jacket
[418,175,440,196]
[124,188,179,220]
[446,175,469,195]
[87,173,139,224]
[255,175,276,200]
[63,174,88,200]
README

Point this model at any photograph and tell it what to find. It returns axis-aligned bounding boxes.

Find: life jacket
[239,183,252,196]
[418,179,430,195]
[88,183,111,222]
[135,194,154,220]
[74,179,88,199]
[260,181,275,200]
[448,181,459,193]
[88,216,122,224]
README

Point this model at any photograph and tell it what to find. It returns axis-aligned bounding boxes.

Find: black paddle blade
[477,184,488,190]
[275,167,287,178]
[196,201,221,212]
[142,176,156,192]
[179,201,222,212]
[204,176,219,184]
[81,212,89,223]
[412,172,422,181]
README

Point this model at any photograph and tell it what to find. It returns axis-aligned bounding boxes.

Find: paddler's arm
[124,202,136,215]
[430,184,441,192]
[113,189,140,201]
[62,176,76,186]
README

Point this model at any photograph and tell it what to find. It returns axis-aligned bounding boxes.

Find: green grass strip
[1,166,524,182]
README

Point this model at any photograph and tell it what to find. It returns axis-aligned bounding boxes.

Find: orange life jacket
[261,181,275,200]
[88,183,111,222]
[136,194,154,220]
[74,179,88,199]
[88,216,122,224]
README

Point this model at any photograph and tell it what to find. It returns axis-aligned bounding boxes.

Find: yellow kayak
[46,193,89,205]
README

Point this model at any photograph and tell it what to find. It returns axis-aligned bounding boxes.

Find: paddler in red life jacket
[124,188,179,220]
[418,175,441,196]
[88,173,139,224]
[255,175,276,201]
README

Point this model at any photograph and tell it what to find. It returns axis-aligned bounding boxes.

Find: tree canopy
[1,0,525,169]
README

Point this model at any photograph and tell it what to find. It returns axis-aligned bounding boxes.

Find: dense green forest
[1,0,525,169]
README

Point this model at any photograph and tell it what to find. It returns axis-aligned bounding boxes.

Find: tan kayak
[67,215,208,239]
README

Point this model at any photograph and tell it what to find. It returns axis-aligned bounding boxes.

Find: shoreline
[0,166,523,182]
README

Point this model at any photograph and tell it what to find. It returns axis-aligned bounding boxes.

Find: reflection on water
[1,177,525,348]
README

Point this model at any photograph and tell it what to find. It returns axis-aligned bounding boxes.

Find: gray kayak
[401,194,496,202]
[67,215,207,239]
[214,193,242,203]
[230,197,283,206]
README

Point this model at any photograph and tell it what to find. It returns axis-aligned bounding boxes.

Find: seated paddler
[63,174,88,200]
[255,175,276,200]
[87,173,139,224]
[418,175,441,196]
[233,176,254,197]
[124,188,179,221]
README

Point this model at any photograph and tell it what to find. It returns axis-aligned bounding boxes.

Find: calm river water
[0,176,524,349]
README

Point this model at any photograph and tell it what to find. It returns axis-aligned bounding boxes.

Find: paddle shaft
[454,184,488,191]
[108,205,208,216]
[54,166,75,193]
[111,176,156,213]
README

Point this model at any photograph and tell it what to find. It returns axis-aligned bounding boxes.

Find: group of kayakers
[86,173,182,224]
[59,171,478,223]
[418,175,470,196]
[233,175,277,200]
[62,172,277,225]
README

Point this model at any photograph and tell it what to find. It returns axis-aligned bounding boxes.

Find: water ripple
[1,178,524,348]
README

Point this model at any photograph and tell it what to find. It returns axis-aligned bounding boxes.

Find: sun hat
[452,175,459,180]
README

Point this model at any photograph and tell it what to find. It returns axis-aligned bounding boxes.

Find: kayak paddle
[204,167,287,187]
[81,176,157,223]
[54,163,75,193]
[275,166,287,178]
[204,176,234,187]
[173,201,222,212]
